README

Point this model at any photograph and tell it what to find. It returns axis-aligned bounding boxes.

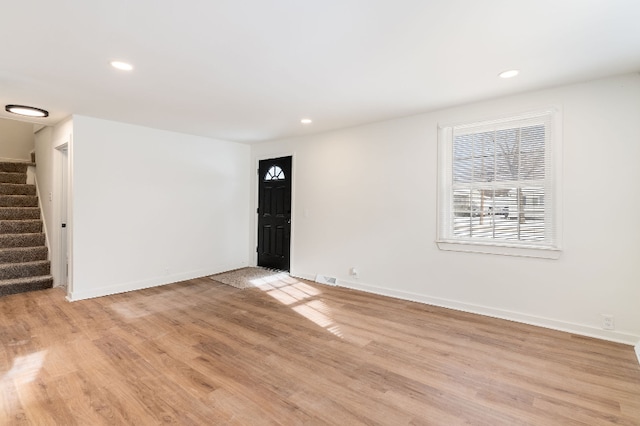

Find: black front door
[257,156,292,271]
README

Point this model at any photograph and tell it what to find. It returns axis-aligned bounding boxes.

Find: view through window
[438,110,560,253]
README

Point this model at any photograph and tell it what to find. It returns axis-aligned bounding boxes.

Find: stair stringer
[32,167,52,263]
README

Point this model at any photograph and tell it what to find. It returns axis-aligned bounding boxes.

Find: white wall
[0,118,35,161]
[34,118,73,287]
[251,73,640,344]
[34,126,54,249]
[70,116,250,300]
[35,118,74,237]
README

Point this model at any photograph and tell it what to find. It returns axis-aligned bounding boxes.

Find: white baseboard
[290,272,640,346]
[66,262,247,301]
[635,341,640,366]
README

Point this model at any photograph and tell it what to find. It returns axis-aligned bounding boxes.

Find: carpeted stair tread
[0,233,45,248]
[0,172,27,184]
[0,195,38,207]
[0,161,50,297]
[0,183,36,196]
[0,162,33,173]
[0,207,41,220]
[0,219,42,234]
[0,275,53,297]
[0,246,48,263]
[0,260,50,280]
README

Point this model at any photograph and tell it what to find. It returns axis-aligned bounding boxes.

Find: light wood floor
[1,275,639,425]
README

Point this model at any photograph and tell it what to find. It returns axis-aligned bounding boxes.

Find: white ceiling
[1,0,639,144]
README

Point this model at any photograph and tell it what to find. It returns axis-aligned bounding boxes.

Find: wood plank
[0,277,638,425]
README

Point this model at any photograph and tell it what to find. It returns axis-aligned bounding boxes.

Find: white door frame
[53,140,72,294]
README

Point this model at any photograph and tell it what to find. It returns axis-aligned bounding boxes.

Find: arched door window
[264,165,285,181]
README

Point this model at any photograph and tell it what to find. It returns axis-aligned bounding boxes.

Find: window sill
[436,240,561,259]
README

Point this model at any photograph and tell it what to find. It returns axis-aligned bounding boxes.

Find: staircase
[0,162,52,297]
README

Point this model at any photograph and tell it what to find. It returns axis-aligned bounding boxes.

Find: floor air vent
[315,275,337,285]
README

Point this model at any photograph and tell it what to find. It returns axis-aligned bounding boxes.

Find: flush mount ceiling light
[300,118,312,124]
[499,69,520,79]
[5,104,49,118]
[110,60,134,71]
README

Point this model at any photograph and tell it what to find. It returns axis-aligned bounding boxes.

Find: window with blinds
[437,110,561,257]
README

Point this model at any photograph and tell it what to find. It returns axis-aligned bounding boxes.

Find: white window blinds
[438,110,560,254]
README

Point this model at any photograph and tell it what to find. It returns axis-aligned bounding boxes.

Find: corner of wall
[67,262,244,301]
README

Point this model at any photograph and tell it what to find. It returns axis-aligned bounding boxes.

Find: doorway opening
[257,156,292,271]
[55,143,69,288]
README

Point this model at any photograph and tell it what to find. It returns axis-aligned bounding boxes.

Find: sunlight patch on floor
[257,276,344,339]
[1,350,47,385]
[293,303,333,328]
[249,271,291,286]
[293,301,345,338]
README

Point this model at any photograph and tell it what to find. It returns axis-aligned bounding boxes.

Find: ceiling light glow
[300,118,312,124]
[499,69,519,79]
[110,61,134,71]
[5,105,49,118]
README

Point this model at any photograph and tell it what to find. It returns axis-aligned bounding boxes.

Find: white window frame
[436,108,562,259]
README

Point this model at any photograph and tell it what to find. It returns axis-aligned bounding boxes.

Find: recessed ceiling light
[110,61,134,71]
[499,69,519,79]
[5,104,49,118]
[301,118,312,124]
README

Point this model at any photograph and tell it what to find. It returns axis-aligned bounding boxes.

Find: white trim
[52,133,73,300]
[290,272,640,346]
[33,176,51,257]
[53,143,69,289]
[436,106,563,257]
[67,262,246,301]
[635,341,640,366]
[438,106,560,133]
[436,240,561,259]
[26,165,36,185]
[293,272,318,282]
[63,135,74,298]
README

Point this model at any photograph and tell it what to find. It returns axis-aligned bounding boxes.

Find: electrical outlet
[349,267,359,278]
[602,314,615,330]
